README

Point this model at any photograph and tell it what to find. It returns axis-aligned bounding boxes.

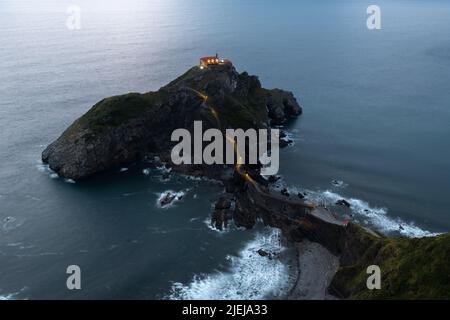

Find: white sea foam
[36,161,61,180]
[64,178,76,184]
[203,201,239,234]
[156,164,172,174]
[276,180,438,237]
[142,165,174,181]
[36,163,49,173]
[0,287,26,300]
[203,217,230,234]
[179,173,223,185]
[36,161,61,179]
[0,293,16,300]
[301,189,440,238]
[36,162,55,175]
[167,228,292,300]
[281,130,296,147]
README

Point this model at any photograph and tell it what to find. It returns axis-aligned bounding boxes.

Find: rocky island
[42,63,450,299]
[42,63,300,180]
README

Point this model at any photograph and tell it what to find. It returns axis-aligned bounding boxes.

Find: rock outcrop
[211,196,234,230]
[42,64,301,180]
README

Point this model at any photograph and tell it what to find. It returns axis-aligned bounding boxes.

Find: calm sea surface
[1,0,449,299]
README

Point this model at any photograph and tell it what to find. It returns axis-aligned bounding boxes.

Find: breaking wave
[299,189,439,238]
[36,161,75,183]
[156,164,172,174]
[167,228,293,300]
[0,287,26,300]
[0,293,16,300]
[36,162,58,179]
[280,130,296,147]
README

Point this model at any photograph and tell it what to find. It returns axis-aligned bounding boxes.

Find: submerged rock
[267,175,280,184]
[279,138,293,148]
[281,188,290,197]
[158,191,183,208]
[159,192,176,207]
[331,179,344,187]
[257,249,269,257]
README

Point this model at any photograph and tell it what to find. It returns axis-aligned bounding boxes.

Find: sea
[1,0,449,299]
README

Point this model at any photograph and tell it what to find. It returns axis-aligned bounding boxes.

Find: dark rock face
[42,64,302,180]
[335,199,351,208]
[211,196,234,230]
[215,197,232,210]
[159,192,177,207]
[257,249,274,259]
[233,186,259,229]
[257,249,269,257]
[266,89,302,125]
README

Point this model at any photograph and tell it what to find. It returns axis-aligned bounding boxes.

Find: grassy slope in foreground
[331,229,450,299]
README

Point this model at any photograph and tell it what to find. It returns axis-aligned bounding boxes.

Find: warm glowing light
[189,88,208,101]
[210,107,221,127]
[244,173,258,188]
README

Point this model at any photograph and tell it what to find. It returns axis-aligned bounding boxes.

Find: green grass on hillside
[67,91,167,135]
[332,232,450,299]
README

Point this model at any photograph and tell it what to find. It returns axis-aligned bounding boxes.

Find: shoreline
[287,240,339,300]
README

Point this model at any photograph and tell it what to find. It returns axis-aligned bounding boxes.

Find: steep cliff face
[42,64,301,180]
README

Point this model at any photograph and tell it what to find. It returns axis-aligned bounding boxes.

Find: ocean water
[1,0,449,299]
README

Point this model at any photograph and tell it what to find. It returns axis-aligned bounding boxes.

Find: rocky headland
[42,64,450,299]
